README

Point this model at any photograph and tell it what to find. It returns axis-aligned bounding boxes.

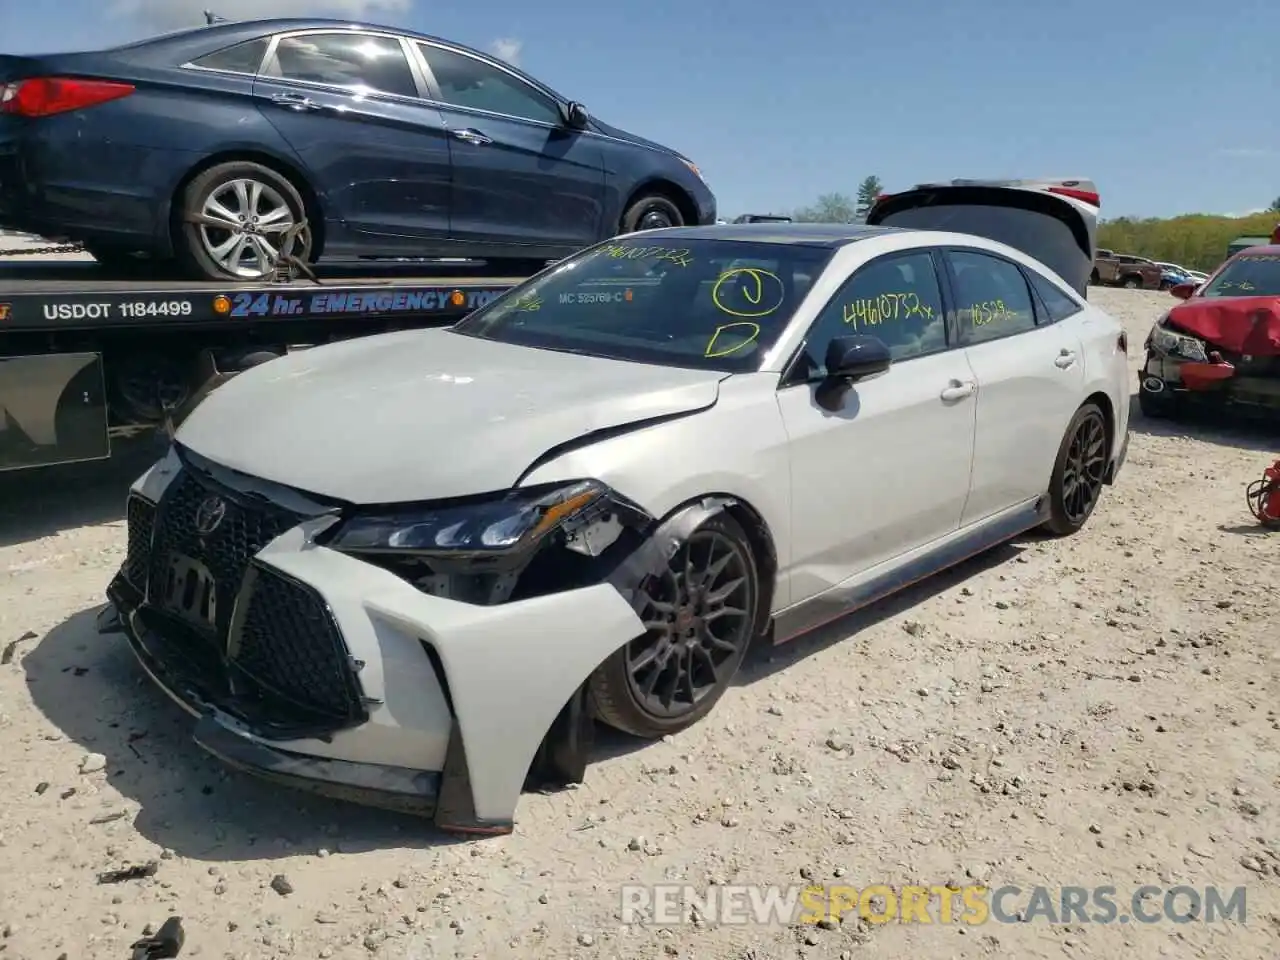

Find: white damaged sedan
[104,180,1130,834]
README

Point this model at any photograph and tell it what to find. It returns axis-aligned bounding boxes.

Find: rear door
[252,29,453,245]
[940,247,1087,525]
[867,179,1098,297]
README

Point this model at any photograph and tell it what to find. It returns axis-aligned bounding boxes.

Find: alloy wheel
[197,178,298,279]
[624,530,754,718]
[1061,411,1107,523]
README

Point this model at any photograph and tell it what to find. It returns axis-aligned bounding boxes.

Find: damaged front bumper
[1141,348,1280,413]
[106,452,646,835]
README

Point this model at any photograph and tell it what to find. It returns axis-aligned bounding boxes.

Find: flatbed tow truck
[0,245,529,473]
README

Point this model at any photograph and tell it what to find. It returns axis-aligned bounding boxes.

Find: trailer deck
[0,261,525,331]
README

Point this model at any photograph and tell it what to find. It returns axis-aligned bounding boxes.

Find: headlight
[327,480,608,556]
[1148,320,1208,362]
[680,158,705,182]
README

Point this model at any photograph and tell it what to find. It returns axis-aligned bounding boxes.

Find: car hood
[175,329,724,504]
[1168,297,1280,355]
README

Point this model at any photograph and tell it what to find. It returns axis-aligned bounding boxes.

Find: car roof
[630,223,900,247]
[1230,244,1280,256]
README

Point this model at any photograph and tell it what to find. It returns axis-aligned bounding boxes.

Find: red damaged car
[1138,245,1280,418]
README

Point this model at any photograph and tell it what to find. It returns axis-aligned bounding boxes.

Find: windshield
[451,238,834,371]
[1199,253,1280,298]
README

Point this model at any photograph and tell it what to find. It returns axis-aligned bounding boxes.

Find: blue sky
[3,0,1278,220]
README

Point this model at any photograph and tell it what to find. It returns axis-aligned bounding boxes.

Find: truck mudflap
[0,352,108,471]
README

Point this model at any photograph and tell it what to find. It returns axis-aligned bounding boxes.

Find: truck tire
[177,161,312,282]
[1089,269,1101,285]
[1121,274,1142,289]
[620,193,685,234]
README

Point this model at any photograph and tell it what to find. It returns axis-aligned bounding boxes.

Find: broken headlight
[1148,319,1208,362]
[328,479,610,557]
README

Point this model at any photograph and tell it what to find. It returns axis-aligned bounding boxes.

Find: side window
[948,250,1037,345]
[192,38,270,74]
[799,251,948,373]
[1026,268,1082,324]
[271,33,417,98]
[419,44,561,125]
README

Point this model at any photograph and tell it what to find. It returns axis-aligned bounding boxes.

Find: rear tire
[588,514,759,738]
[1042,403,1109,536]
[619,193,684,235]
[177,161,312,282]
[1121,274,1141,289]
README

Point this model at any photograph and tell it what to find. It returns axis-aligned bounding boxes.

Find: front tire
[177,161,312,281]
[619,193,684,234]
[1043,403,1109,536]
[588,514,759,738]
[1122,274,1142,289]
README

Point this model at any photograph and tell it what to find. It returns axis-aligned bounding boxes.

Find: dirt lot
[0,288,1276,960]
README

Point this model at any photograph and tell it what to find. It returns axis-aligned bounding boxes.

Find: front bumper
[108,449,645,833]
[1142,349,1280,413]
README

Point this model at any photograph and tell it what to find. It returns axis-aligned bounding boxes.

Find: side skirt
[773,497,1048,644]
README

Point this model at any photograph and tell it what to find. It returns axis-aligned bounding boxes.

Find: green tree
[793,192,857,223]
[856,175,884,212]
[1097,211,1280,271]
[1269,196,1280,213]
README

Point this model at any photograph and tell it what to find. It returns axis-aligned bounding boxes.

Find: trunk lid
[867,178,1098,297]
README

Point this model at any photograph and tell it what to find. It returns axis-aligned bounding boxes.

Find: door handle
[451,128,492,145]
[270,93,320,111]
[939,379,976,401]
[1054,349,1077,369]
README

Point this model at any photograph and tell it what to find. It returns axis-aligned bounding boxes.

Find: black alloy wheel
[588,515,758,738]
[1044,403,1109,535]
[619,194,685,235]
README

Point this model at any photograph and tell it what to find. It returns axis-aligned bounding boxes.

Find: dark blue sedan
[0,19,716,279]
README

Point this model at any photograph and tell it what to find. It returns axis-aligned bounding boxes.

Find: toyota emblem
[193,496,227,535]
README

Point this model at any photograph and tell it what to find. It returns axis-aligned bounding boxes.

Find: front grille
[124,495,156,589]
[148,467,304,636]
[230,565,364,722]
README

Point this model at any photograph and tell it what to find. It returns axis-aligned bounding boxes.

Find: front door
[253,30,453,248]
[942,247,1087,525]
[776,250,977,604]
[413,42,605,249]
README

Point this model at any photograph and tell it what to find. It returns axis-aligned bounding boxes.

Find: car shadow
[588,535,1028,763]
[0,438,160,549]
[1127,394,1279,454]
[23,609,467,861]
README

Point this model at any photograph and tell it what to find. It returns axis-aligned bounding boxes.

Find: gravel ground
[0,288,1277,960]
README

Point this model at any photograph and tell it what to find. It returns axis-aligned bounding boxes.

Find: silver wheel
[198,178,297,279]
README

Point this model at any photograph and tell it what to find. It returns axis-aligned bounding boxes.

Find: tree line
[776,184,1280,271]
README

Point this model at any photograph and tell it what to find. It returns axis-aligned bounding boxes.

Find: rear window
[871,191,1094,297]
[1199,253,1280,298]
[452,239,834,372]
[192,38,269,74]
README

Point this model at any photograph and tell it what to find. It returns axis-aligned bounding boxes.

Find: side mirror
[1169,282,1197,300]
[563,101,589,129]
[825,335,892,381]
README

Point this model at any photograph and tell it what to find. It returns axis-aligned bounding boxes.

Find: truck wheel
[1122,274,1141,289]
[1089,269,1100,285]
[588,514,759,738]
[178,161,312,281]
[619,194,684,234]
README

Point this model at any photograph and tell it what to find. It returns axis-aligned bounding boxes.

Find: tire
[1089,269,1100,286]
[588,513,759,738]
[619,193,685,234]
[177,161,312,282]
[1042,403,1109,537]
[1121,274,1141,289]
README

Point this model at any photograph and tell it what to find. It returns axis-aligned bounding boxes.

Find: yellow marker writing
[712,268,784,318]
[704,321,760,357]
